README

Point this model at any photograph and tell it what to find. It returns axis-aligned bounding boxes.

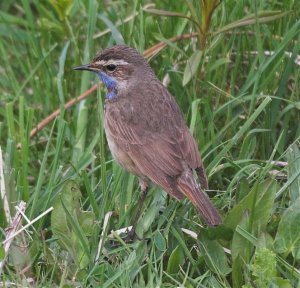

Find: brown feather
[177,170,222,226]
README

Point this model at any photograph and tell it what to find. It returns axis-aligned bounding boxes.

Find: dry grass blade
[0,146,11,224]
[2,207,54,245]
[213,10,290,35]
[0,201,26,276]
[95,211,113,262]
[144,8,201,30]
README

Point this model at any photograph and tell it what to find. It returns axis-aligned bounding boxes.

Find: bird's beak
[73,63,99,72]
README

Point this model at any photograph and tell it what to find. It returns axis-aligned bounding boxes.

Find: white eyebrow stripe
[95,59,129,66]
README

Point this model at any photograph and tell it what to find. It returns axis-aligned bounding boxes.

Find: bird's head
[74,45,152,100]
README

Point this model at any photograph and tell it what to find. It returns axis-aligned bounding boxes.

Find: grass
[0,0,300,287]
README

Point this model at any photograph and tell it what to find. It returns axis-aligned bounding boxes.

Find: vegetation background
[0,0,300,287]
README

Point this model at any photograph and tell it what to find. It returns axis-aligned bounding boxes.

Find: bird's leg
[126,179,148,240]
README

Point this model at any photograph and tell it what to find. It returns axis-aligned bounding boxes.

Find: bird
[74,45,222,228]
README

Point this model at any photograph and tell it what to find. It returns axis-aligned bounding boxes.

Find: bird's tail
[177,172,222,226]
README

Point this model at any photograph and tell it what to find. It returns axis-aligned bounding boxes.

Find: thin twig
[143,32,198,58]
[28,84,98,143]
[0,201,26,276]
[16,84,97,149]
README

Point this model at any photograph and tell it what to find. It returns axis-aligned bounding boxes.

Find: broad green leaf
[0,245,5,260]
[231,213,251,260]
[124,250,137,268]
[51,181,81,234]
[135,190,162,238]
[78,210,97,236]
[171,226,196,265]
[232,256,244,288]
[135,201,158,239]
[272,277,292,288]
[225,178,278,234]
[183,50,202,86]
[286,144,300,202]
[51,181,96,269]
[102,267,124,288]
[236,178,250,203]
[274,196,300,259]
[256,232,274,250]
[231,212,250,288]
[206,225,233,241]
[129,243,147,281]
[198,233,231,275]
[154,231,166,251]
[167,245,185,274]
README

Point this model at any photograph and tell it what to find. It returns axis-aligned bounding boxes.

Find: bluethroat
[74,45,222,227]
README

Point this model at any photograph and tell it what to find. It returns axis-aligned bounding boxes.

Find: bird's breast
[104,109,145,178]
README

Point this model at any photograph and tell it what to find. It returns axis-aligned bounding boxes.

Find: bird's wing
[177,128,208,189]
[105,110,182,197]
[105,93,205,197]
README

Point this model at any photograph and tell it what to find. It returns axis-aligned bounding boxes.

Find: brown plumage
[74,45,222,226]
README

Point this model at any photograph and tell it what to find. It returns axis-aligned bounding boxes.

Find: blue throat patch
[97,72,117,100]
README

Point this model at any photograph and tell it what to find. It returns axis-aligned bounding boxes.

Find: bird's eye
[106,64,117,72]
